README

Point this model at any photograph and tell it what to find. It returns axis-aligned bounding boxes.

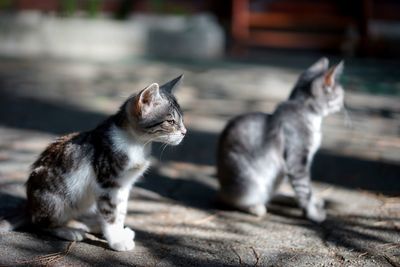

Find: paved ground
[0,56,399,266]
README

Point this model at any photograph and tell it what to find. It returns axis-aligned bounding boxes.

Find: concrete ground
[0,56,399,266]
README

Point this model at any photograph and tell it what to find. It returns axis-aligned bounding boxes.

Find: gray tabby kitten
[1,75,186,251]
[217,58,344,223]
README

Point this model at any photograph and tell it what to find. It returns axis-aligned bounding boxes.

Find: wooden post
[231,0,249,56]
[360,0,372,56]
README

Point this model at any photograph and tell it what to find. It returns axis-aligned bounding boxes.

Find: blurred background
[1,0,400,59]
[0,0,398,191]
[0,1,399,265]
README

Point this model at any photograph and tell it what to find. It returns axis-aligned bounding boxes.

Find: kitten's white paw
[245,204,267,217]
[108,227,136,252]
[109,238,135,252]
[306,198,326,223]
[123,226,135,240]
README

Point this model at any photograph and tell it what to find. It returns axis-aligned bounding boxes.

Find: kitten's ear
[306,57,329,74]
[133,83,161,116]
[160,74,184,94]
[323,61,344,87]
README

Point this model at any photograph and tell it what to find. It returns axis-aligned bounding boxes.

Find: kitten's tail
[0,203,30,232]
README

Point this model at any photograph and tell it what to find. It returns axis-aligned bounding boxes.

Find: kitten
[217,58,344,223]
[1,75,186,251]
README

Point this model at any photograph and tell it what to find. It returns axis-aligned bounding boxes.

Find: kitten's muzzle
[181,127,187,136]
[170,136,185,145]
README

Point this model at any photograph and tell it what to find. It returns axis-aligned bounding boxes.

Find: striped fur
[217,58,344,223]
[5,75,186,251]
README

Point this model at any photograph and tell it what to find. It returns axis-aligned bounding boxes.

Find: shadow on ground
[152,129,400,195]
[1,76,399,266]
[0,83,106,135]
[1,86,399,194]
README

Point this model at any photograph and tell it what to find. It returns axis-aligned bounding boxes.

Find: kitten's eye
[167,120,175,125]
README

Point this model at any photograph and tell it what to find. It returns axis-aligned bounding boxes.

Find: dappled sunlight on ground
[0,57,399,266]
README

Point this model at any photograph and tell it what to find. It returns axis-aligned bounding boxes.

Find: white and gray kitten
[0,75,186,251]
[217,58,344,223]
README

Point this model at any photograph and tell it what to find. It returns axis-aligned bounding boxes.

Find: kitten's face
[128,76,186,145]
[311,71,344,116]
[291,58,345,116]
[139,92,186,146]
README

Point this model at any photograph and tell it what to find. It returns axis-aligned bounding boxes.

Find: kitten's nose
[181,127,187,136]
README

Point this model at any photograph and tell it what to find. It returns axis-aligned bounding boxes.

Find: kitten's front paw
[110,238,135,252]
[123,226,135,240]
[306,198,326,223]
[108,227,136,252]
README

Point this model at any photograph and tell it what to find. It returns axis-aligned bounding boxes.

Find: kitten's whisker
[136,131,164,146]
[159,143,169,160]
[142,134,170,148]
[143,135,165,146]
[342,103,353,129]
[143,137,157,146]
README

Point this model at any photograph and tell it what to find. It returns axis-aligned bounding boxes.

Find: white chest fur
[306,113,322,160]
[310,131,321,157]
[110,125,151,186]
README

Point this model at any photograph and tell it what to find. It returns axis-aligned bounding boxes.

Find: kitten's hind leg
[218,179,268,217]
[44,213,101,241]
[217,194,267,217]
[72,206,102,234]
[29,192,91,241]
[36,213,90,241]
[239,204,267,217]
[40,211,101,240]
[45,226,87,241]
[235,171,283,217]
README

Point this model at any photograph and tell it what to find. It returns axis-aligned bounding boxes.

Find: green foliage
[60,0,102,18]
[87,0,101,18]
[149,0,189,15]
[60,0,78,16]
[0,0,189,18]
[0,0,13,9]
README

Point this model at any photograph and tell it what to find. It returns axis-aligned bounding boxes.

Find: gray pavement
[0,57,399,266]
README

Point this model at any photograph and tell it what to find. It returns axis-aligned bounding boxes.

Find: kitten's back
[216,112,285,215]
[217,112,283,181]
[219,113,269,150]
